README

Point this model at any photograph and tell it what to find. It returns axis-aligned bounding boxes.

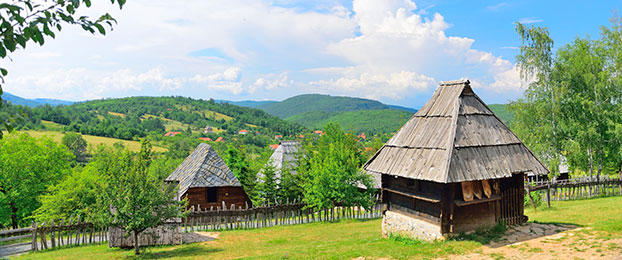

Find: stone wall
[382,210,444,241]
[109,223,182,248]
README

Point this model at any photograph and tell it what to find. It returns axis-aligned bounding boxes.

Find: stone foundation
[109,223,182,248]
[382,210,444,241]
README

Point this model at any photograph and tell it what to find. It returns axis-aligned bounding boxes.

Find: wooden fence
[0,216,108,256]
[183,202,384,232]
[527,177,622,207]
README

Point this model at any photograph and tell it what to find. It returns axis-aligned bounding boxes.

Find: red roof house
[269,144,280,150]
[239,129,248,135]
[165,131,182,137]
[198,137,212,142]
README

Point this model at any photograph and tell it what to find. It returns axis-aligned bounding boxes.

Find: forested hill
[1,96,303,140]
[1,92,74,107]
[255,94,417,134]
[256,94,416,118]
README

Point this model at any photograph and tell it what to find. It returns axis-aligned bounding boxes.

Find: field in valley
[7,130,168,152]
[12,196,622,260]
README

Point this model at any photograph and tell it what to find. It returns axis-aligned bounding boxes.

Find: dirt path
[437,223,622,260]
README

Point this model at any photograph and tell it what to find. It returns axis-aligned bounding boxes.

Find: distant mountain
[256,94,415,119]
[1,92,73,107]
[488,104,514,126]
[286,109,414,134]
[217,100,276,108]
[253,94,418,134]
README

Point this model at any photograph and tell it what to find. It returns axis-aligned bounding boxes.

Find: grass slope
[287,109,414,134]
[258,94,389,119]
[14,196,622,260]
[17,130,167,152]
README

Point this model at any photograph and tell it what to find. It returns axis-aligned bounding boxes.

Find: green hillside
[488,104,514,126]
[1,96,303,141]
[287,109,414,134]
[258,94,389,119]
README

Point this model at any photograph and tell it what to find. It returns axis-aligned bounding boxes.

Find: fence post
[50,219,56,249]
[40,221,48,250]
[31,221,38,252]
[546,182,551,208]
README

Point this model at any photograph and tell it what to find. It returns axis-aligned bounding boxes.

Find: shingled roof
[257,140,301,182]
[363,79,548,183]
[166,143,241,195]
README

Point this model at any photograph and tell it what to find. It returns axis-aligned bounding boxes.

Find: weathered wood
[50,220,55,249]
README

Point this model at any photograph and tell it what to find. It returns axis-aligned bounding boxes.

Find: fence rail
[527,177,622,207]
[0,216,109,257]
[183,202,384,232]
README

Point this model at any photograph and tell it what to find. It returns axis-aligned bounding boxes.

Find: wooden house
[363,79,548,240]
[165,143,251,210]
[257,141,301,183]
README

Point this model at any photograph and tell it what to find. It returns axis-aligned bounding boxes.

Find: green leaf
[1,68,7,77]
[94,24,105,35]
[0,45,6,58]
[4,38,16,52]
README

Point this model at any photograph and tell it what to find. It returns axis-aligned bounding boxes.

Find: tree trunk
[134,231,140,255]
[10,203,18,229]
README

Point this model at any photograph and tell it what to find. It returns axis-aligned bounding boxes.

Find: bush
[524,190,543,208]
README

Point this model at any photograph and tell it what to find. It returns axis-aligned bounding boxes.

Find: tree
[511,17,622,179]
[0,0,125,137]
[510,22,562,173]
[224,144,257,199]
[0,133,73,228]
[62,132,87,161]
[33,145,122,223]
[256,160,278,206]
[298,123,375,215]
[95,140,186,255]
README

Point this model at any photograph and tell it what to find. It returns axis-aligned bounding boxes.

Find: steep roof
[363,79,548,183]
[258,141,301,182]
[165,143,241,195]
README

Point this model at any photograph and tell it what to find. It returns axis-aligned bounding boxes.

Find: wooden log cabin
[363,79,548,240]
[257,140,301,183]
[165,143,252,210]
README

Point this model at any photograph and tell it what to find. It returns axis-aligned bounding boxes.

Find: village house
[363,79,548,240]
[164,131,181,137]
[239,129,248,135]
[165,143,252,210]
[203,125,213,134]
[257,141,301,186]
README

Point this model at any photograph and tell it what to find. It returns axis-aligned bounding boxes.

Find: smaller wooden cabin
[257,140,301,183]
[364,79,548,240]
[165,143,252,210]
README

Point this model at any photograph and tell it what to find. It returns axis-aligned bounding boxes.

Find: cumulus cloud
[5,67,249,100]
[3,0,525,103]
[307,69,435,100]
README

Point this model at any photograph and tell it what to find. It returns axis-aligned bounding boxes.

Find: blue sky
[3,0,619,109]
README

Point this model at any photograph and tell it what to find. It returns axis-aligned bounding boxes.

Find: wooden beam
[383,188,441,203]
[454,195,501,207]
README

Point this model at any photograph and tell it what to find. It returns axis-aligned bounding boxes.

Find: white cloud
[5,67,249,100]
[518,17,543,24]
[307,69,435,100]
[3,0,526,104]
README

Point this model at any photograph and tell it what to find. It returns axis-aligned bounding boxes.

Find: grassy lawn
[13,196,622,260]
[14,219,479,260]
[525,195,622,235]
[14,130,167,152]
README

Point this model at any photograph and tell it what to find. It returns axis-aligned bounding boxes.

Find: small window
[206,188,218,203]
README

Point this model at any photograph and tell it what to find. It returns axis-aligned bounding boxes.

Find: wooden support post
[50,220,56,249]
[525,185,536,210]
[40,221,48,250]
[32,221,38,252]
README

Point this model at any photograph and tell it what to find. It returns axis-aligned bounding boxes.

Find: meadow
[13,196,622,260]
[12,130,168,152]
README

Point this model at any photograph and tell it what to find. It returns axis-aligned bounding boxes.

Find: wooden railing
[527,177,622,207]
[183,202,384,232]
[0,216,108,257]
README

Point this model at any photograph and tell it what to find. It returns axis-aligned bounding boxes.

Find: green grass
[41,120,65,131]
[525,196,622,234]
[13,196,622,260]
[13,219,480,260]
[15,130,167,152]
